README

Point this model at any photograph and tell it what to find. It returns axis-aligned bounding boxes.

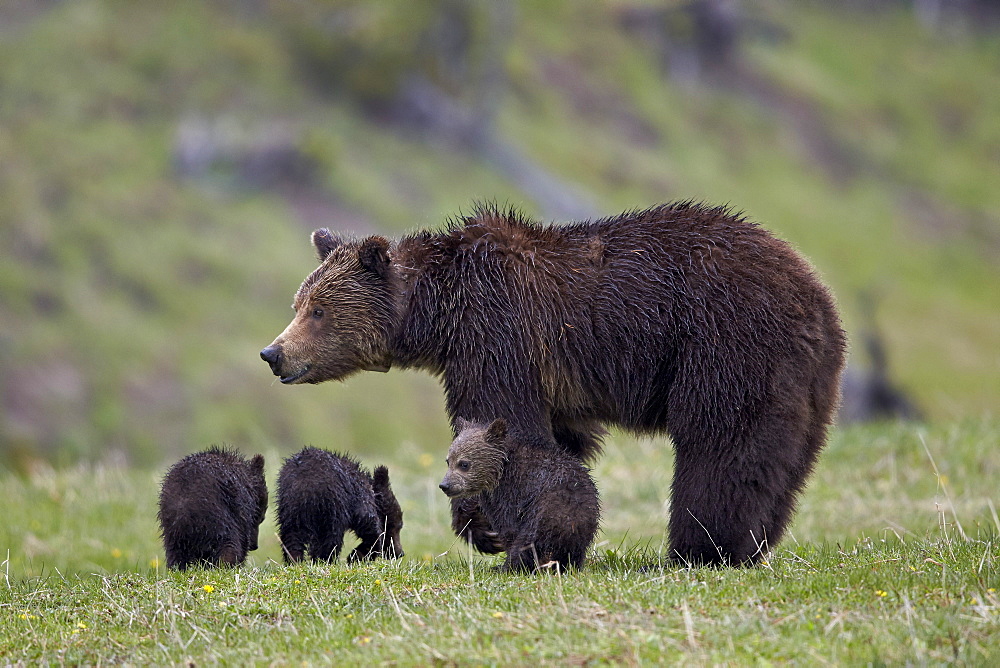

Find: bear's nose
[438,483,451,494]
[260,345,283,372]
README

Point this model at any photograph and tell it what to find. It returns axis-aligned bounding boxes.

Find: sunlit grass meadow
[1,2,999,663]
[2,419,997,664]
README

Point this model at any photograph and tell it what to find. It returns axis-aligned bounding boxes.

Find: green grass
[2,420,998,664]
[3,543,997,665]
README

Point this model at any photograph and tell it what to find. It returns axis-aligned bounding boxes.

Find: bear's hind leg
[667,412,810,566]
[278,527,307,564]
[311,529,345,563]
[667,453,778,565]
[766,405,838,551]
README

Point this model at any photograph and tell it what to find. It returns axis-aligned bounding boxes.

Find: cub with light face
[440,418,601,572]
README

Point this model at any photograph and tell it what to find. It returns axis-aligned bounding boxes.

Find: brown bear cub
[440,418,600,572]
[158,447,268,571]
[262,202,847,566]
[276,447,404,563]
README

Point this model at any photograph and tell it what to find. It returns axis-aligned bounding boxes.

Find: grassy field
[1,2,998,663]
[2,419,997,664]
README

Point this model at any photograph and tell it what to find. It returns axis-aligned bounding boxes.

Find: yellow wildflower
[203,585,215,593]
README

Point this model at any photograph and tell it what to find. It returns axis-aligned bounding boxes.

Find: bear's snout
[439,482,453,496]
[260,344,284,374]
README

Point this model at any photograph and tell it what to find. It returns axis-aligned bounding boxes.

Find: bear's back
[429,203,840,427]
[277,447,375,521]
[159,448,251,518]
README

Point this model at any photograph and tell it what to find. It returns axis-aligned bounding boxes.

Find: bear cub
[158,446,268,571]
[276,447,404,563]
[439,418,600,572]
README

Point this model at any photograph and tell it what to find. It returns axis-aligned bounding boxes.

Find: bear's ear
[372,465,391,491]
[454,416,470,433]
[358,236,391,278]
[312,228,343,261]
[484,418,507,444]
[249,454,265,476]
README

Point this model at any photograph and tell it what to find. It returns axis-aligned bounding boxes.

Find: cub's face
[261,231,395,384]
[439,418,508,499]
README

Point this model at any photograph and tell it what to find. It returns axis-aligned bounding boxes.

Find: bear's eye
[458,461,471,472]
[312,308,324,319]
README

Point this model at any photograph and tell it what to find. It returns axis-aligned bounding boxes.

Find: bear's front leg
[450,496,504,554]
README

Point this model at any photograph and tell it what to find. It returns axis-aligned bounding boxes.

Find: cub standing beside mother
[261,201,847,567]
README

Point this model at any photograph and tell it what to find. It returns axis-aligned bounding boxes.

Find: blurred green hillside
[1,0,998,468]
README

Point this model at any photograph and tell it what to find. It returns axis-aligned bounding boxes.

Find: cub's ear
[358,236,391,278]
[312,228,343,261]
[454,416,471,433]
[484,418,507,444]
[249,454,265,476]
[372,465,391,490]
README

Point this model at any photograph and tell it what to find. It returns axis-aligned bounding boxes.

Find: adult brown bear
[261,202,846,565]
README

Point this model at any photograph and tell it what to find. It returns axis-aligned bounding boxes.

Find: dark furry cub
[262,201,847,566]
[276,447,404,563]
[440,418,600,572]
[158,446,268,571]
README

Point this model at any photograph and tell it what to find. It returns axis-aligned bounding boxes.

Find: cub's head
[347,465,405,563]
[261,230,396,384]
[372,465,405,559]
[439,418,508,499]
[246,454,268,551]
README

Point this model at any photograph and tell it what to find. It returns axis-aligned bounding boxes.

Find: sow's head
[260,229,395,384]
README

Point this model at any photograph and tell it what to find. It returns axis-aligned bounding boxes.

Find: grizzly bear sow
[261,202,847,565]
[276,447,404,563]
[440,418,600,572]
[158,447,268,570]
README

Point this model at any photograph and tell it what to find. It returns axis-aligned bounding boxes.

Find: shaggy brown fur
[440,418,600,572]
[158,447,268,570]
[276,447,403,563]
[262,202,847,565]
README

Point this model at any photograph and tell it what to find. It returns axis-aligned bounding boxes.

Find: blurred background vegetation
[1,0,998,471]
